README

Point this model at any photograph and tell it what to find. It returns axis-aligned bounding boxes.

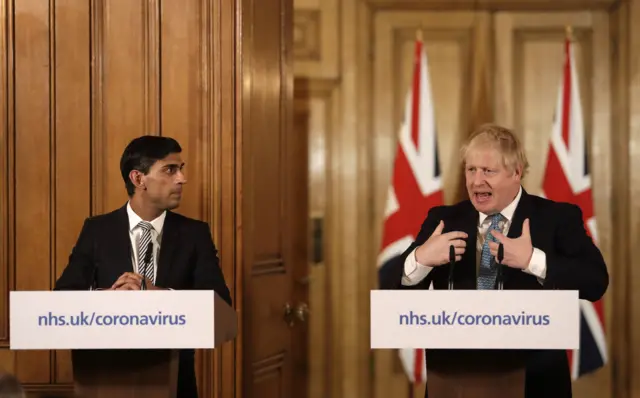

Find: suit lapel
[104,205,134,278]
[156,211,180,286]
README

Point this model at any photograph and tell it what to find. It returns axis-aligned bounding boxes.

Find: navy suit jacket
[54,204,232,398]
[380,189,608,398]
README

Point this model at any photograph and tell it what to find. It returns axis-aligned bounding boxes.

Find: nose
[177,170,187,184]
[471,171,485,186]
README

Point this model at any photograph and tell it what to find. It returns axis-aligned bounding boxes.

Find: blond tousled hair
[460,123,530,178]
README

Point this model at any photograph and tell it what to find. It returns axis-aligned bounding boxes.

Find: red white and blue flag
[541,35,608,379]
[377,37,443,384]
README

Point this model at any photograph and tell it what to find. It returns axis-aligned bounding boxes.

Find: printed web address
[37,311,186,327]
[399,310,551,326]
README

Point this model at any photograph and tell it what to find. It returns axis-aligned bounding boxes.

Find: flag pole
[565,25,573,41]
[407,26,421,398]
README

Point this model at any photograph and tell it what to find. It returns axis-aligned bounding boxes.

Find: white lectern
[9,290,237,398]
[370,290,580,398]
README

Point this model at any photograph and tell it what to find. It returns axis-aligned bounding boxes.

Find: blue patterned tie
[477,213,503,290]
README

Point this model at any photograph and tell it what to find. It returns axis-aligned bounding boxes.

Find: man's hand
[415,220,468,267]
[111,272,143,290]
[111,272,166,290]
[488,218,533,269]
[144,277,164,290]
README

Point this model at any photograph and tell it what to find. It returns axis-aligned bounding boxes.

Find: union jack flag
[377,36,443,385]
[541,34,608,379]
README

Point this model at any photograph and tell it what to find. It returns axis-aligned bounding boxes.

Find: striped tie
[137,221,155,283]
[477,213,503,290]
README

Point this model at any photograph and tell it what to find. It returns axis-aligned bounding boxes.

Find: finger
[521,218,531,238]
[454,247,465,255]
[451,239,466,248]
[120,282,140,290]
[489,230,506,242]
[112,273,138,286]
[489,247,497,257]
[445,231,468,240]
[112,275,138,288]
[111,278,127,289]
[488,241,499,250]
[123,272,143,282]
[455,255,462,262]
[432,220,445,236]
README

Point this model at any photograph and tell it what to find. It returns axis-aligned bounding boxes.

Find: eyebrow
[163,162,185,168]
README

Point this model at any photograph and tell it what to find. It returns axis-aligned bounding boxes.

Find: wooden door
[240,0,310,397]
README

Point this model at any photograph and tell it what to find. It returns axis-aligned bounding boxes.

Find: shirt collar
[126,201,166,233]
[478,185,522,226]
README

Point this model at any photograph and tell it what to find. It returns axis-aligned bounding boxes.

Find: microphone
[448,245,455,290]
[141,243,153,290]
[90,243,99,291]
[496,243,504,290]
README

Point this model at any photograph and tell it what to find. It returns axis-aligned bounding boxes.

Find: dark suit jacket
[381,189,609,398]
[54,204,233,398]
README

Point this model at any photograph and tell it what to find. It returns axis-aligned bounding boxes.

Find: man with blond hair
[385,123,609,397]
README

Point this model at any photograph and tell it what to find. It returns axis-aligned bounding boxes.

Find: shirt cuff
[523,247,547,280]
[401,248,434,286]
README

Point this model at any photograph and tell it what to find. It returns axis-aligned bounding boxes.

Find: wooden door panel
[54,0,92,384]
[242,0,305,397]
[159,0,203,222]
[14,0,53,384]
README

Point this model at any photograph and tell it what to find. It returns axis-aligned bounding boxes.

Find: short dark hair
[120,136,182,196]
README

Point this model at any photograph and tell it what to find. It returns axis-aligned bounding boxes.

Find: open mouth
[474,192,492,203]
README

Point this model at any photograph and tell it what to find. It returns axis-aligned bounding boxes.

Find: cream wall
[292,0,640,397]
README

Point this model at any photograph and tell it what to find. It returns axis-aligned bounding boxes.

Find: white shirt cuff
[523,247,546,283]
[401,248,434,286]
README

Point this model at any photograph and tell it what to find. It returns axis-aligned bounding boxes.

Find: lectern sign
[10,290,216,349]
[370,290,580,350]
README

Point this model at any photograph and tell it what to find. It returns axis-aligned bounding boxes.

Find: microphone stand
[496,243,504,290]
[447,245,455,290]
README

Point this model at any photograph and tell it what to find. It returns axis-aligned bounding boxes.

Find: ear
[128,170,146,190]
[513,165,522,181]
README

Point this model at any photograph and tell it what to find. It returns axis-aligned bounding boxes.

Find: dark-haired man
[55,136,232,398]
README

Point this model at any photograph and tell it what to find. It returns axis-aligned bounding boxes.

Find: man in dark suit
[54,135,232,398]
[382,124,608,398]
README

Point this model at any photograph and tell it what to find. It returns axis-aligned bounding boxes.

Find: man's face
[464,145,521,215]
[140,153,186,210]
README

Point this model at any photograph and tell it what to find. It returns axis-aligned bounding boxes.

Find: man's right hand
[414,220,467,267]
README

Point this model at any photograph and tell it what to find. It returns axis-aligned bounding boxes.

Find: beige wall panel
[293,0,339,79]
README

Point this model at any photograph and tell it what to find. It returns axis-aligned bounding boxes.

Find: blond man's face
[464,145,522,215]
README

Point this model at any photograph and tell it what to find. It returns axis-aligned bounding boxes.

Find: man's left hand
[144,277,164,290]
[487,218,533,270]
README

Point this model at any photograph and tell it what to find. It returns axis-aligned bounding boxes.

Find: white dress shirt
[401,186,547,286]
[126,202,166,284]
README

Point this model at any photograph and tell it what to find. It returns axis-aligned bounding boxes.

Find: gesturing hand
[488,218,533,269]
[415,220,468,267]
